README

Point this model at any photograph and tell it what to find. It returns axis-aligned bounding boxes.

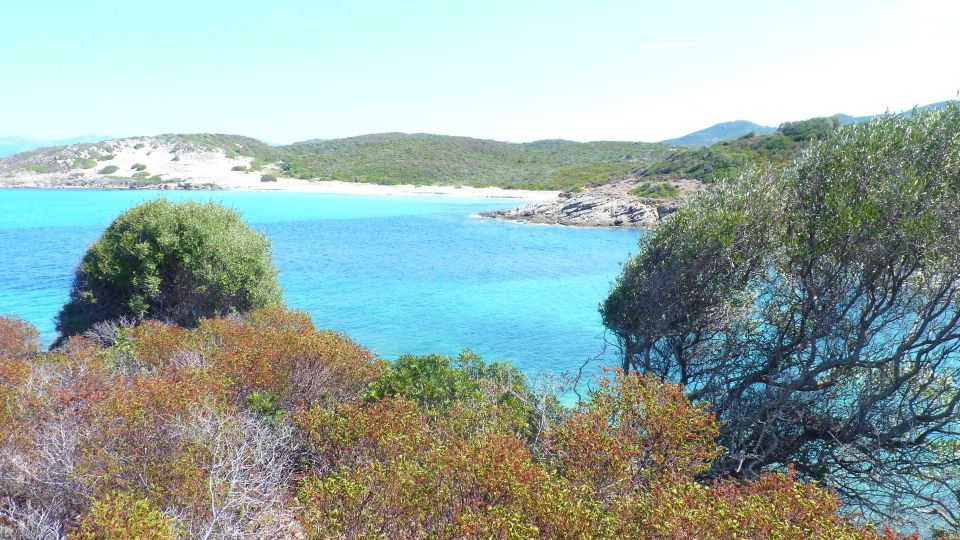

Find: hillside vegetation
[278,134,669,190]
[0,132,674,191]
[0,114,906,194]
[3,101,951,193]
[636,116,842,184]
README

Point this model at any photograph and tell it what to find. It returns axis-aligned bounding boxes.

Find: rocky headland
[481,179,702,228]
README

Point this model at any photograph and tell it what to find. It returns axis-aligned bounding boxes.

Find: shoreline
[0,137,560,203]
[0,178,559,201]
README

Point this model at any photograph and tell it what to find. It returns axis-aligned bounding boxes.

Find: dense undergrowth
[0,310,912,539]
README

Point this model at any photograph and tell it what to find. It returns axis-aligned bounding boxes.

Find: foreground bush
[0,315,39,360]
[298,372,895,539]
[1,309,376,538]
[368,350,552,439]
[55,199,283,342]
[0,313,907,538]
[73,491,182,540]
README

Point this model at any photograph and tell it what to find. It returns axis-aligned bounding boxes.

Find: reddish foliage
[0,357,30,444]
[72,370,222,512]
[296,373,903,539]
[130,321,194,370]
[0,314,40,360]
[548,370,719,497]
[194,309,381,408]
[0,313,920,539]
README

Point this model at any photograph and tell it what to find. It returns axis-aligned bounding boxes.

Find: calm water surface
[0,189,641,380]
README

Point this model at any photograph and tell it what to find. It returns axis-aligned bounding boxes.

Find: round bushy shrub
[56,199,283,340]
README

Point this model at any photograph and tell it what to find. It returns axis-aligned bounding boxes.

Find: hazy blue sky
[2,0,957,142]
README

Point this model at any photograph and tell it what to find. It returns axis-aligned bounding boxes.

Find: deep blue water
[0,189,640,380]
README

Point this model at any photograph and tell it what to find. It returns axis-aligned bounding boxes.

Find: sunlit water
[0,189,641,380]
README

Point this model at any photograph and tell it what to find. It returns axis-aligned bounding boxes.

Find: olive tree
[602,104,960,526]
[56,199,282,341]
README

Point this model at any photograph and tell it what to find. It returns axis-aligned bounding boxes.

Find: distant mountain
[833,100,953,125]
[830,113,866,126]
[661,121,776,147]
[0,135,110,157]
[665,100,955,147]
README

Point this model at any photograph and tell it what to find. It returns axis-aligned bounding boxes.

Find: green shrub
[72,157,97,169]
[630,182,680,199]
[99,153,115,161]
[131,163,147,171]
[74,491,182,540]
[99,165,119,174]
[55,199,283,341]
[249,158,269,171]
[127,175,164,187]
[260,173,278,182]
[232,165,248,171]
[368,351,542,436]
[777,116,841,142]
[248,390,284,424]
[134,143,146,149]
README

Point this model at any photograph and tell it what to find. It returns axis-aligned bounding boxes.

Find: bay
[0,188,640,380]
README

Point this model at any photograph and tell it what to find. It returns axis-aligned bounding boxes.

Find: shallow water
[0,189,641,380]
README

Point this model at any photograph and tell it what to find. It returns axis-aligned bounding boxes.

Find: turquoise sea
[0,189,641,380]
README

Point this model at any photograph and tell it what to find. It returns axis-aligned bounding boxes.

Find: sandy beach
[207,177,559,200]
[0,137,559,201]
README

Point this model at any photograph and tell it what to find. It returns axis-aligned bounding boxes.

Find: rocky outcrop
[481,184,689,228]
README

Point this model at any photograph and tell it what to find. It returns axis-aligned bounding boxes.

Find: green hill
[6,101,951,192]
[278,133,671,190]
[1,132,675,191]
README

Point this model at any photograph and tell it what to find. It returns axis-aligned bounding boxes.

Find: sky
[2,0,958,143]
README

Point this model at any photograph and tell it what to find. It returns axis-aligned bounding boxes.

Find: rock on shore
[481,183,693,228]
